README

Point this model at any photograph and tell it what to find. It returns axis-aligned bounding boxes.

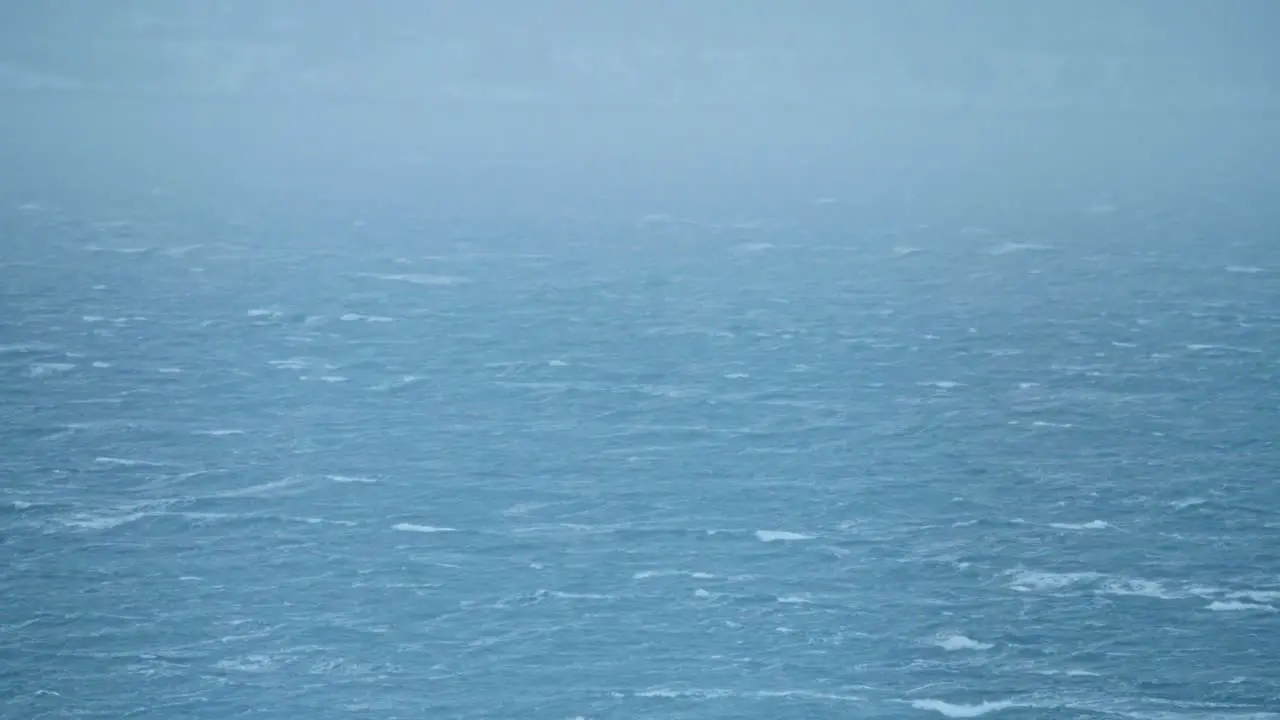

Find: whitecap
[327,475,377,484]
[633,569,715,580]
[95,456,164,467]
[1207,600,1275,612]
[547,591,615,601]
[911,699,1015,718]
[85,245,151,254]
[392,523,457,534]
[27,362,75,377]
[1048,520,1110,530]
[1007,569,1099,593]
[933,633,993,651]
[755,530,814,542]
[217,477,306,498]
[339,313,393,323]
[59,512,148,531]
[1186,343,1261,353]
[1035,668,1102,677]
[755,689,864,702]
[501,501,555,516]
[162,244,203,257]
[288,516,357,527]
[635,688,730,699]
[214,654,278,673]
[1225,265,1265,274]
[988,242,1054,255]
[1227,590,1280,603]
[1098,578,1177,600]
[370,375,425,392]
[359,272,469,286]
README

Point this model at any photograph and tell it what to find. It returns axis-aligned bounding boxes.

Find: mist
[3,1,1278,227]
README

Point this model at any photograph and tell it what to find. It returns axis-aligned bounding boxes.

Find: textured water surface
[2,197,1278,719]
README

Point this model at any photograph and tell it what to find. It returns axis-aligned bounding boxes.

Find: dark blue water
[2,194,1277,719]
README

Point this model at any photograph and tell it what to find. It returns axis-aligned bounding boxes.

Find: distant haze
[3,1,1278,105]
[1,1,1277,221]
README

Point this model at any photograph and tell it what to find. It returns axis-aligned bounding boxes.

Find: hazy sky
[2,1,1277,104]
[2,1,1277,224]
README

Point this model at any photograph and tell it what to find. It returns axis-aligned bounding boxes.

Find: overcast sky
[1,1,1277,104]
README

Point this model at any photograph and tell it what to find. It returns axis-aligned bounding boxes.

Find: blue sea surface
[2,194,1278,719]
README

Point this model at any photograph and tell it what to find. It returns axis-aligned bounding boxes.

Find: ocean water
[2,194,1277,720]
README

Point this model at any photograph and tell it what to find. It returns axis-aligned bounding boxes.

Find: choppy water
[2,198,1277,719]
